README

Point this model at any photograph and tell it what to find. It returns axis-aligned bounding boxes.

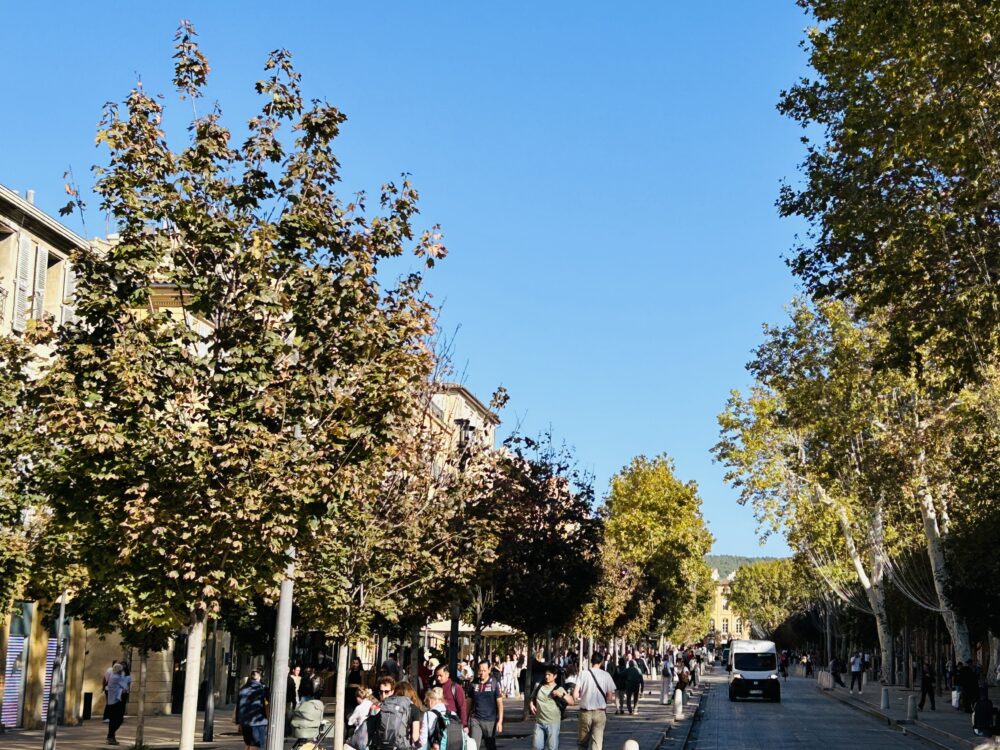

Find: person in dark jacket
[235,671,270,750]
[918,661,936,711]
[623,660,644,715]
[973,688,994,737]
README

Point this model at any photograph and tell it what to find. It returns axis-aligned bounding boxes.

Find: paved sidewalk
[498,673,706,750]
[0,676,704,750]
[816,674,998,750]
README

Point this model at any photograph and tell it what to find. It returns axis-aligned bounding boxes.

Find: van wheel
[773,692,781,703]
[729,691,736,702]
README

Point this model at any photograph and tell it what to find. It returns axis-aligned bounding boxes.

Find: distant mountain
[705,554,779,579]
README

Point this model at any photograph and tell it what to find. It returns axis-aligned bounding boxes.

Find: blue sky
[2,2,812,556]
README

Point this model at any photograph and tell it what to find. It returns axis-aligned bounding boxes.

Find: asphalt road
[687,673,930,750]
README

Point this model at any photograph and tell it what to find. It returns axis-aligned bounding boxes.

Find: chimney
[26,189,35,205]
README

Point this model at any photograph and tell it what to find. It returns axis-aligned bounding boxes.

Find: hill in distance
[705,554,779,579]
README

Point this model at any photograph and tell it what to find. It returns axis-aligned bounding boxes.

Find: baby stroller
[296,720,334,750]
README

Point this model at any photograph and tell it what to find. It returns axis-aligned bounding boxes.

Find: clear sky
[2,2,813,556]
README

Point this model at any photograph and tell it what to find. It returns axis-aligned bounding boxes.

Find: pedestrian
[393,681,425,748]
[347,687,375,749]
[501,655,517,698]
[624,660,643,715]
[972,687,994,737]
[804,653,813,678]
[687,654,699,688]
[235,670,270,750]
[958,662,979,713]
[381,651,402,681]
[530,665,573,750]
[102,661,117,723]
[288,663,303,721]
[105,663,129,745]
[612,658,626,714]
[829,657,847,689]
[659,655,675,705]
[348,656,369,703]
[918,661,936,711]
[469,660,503,750]
[573,653,616,750]
[849,651,864,694]
[290,676,326,747]
[434,664,469,729]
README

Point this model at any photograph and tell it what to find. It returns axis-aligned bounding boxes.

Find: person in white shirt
[573,653,616,750]
[660,653,675,705]
[849,651,864,694]
[105,663,130,745]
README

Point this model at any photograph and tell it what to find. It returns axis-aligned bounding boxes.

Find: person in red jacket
[433,664,468,729]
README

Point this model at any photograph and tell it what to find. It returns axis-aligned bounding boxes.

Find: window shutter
[62,263,76,302]
[33,245,48,320]
[60,264,78,326]
[13,235,32,332]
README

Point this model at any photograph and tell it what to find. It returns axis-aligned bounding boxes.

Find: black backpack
[368,696,411,750]
[532,682,567,719]
[428,709,464,750]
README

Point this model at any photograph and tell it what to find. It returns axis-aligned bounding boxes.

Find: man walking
[235,670,269,750]
[105,663,130,745]
[434,664,469,729]
[849,651,864,694]
[918,660,936,711]
[470,660,504,750]
[573,653,616,750]
[624,660,644,715]
[530,665,573,750]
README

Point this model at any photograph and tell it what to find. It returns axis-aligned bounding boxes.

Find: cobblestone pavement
[686,672,940,750]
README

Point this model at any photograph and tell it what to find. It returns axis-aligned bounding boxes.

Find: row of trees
[0,23,716,750]
[714,0,1000,681]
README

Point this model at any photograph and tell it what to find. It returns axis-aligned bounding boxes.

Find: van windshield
[734,653,776,671]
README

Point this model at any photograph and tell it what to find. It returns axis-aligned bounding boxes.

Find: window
[736,619,743,635]
[722,597,729,611]
[722,618,729,634]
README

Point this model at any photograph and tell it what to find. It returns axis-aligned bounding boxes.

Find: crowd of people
[230,641,712,750]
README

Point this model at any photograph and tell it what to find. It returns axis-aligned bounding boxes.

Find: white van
[726,639,780,702]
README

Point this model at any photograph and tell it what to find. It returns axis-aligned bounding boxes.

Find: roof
[438,382,500,425]
[0,184,89,253]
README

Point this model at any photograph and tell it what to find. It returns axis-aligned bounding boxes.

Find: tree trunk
[410,622,421,682]
[914,466,972,662]
[835,502,894,684]
[522,634,534,721]
[989,633,1000,686]
[136,650,148,748]
[178,611,206,750]
[333,641,349,750]
[203,621,217,742]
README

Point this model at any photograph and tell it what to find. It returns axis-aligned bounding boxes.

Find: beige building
[0,184,84,339]
[0,187,192,729]
[707,569,746,644]
[431,382,499,451]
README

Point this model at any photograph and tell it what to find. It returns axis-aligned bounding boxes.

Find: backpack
[428,709,464,750]
[531,682,567,719]
[368,696,411,750]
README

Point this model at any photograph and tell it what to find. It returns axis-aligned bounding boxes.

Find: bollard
[881,687,890,710]
[674,689,684,721]
[623,741,639,750]
[907,694,918,721]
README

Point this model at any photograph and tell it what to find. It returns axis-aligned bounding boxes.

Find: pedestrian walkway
[497,675,705,750]
[816,672,993,750]
[0,712,245,750]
